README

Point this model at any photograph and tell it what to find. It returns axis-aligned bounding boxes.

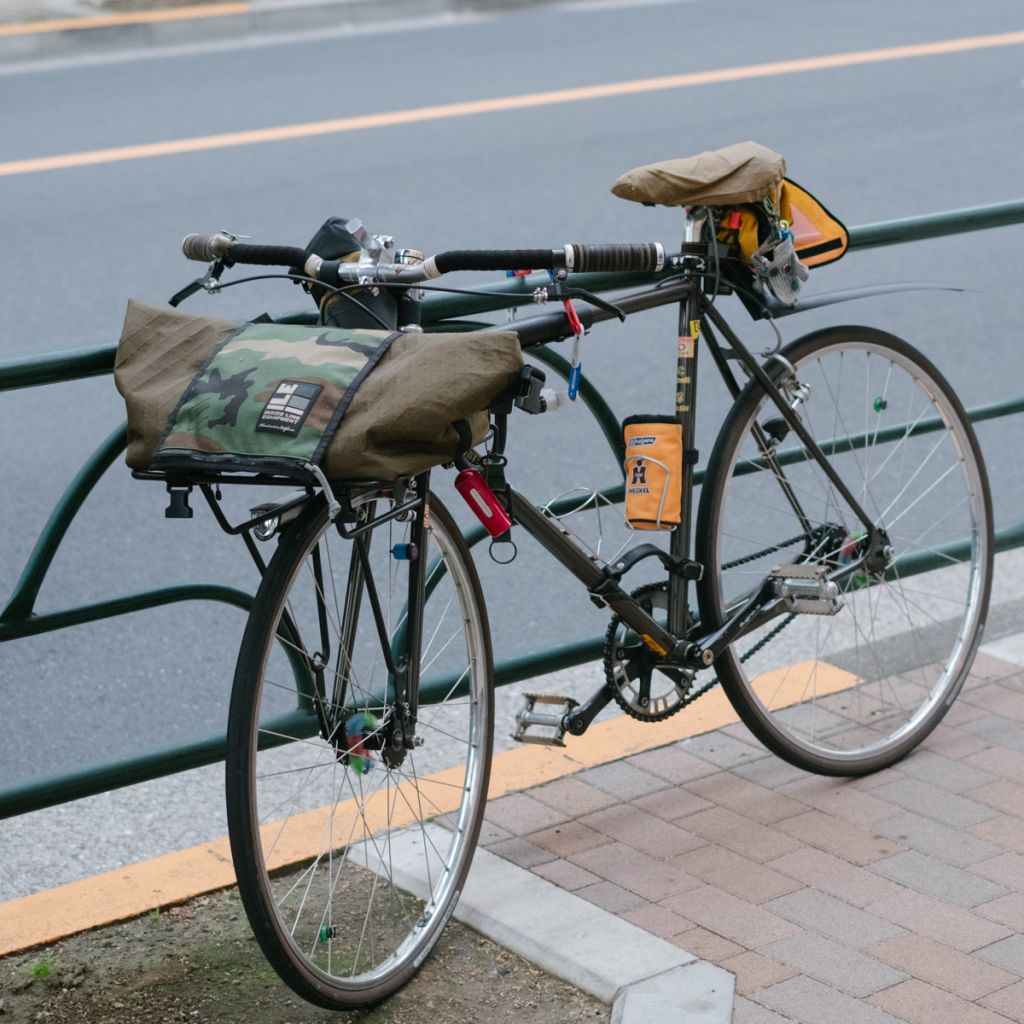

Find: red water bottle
[454,468,512,538]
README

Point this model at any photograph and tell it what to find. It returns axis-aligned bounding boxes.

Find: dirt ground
[0,888,605,1024]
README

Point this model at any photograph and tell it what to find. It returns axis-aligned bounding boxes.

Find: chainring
[603,582,697,722]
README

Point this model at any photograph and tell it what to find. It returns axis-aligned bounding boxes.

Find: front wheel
[226,490,493,1008]
[696,326,992,775]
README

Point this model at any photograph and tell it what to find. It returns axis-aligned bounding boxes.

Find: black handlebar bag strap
[115,300,523,481]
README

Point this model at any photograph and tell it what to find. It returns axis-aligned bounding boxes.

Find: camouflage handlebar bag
[114,300,523,482]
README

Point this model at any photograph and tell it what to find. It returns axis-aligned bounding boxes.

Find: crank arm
[683,578,780,669]
[563,684,616,737]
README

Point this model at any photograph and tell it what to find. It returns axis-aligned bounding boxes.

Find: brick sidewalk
[482,649,1024,1023]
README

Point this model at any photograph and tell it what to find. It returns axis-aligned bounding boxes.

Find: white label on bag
[256,381,323,436]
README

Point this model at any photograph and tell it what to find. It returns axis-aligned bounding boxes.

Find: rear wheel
[697,327,992,775]
[226,490,493,1008]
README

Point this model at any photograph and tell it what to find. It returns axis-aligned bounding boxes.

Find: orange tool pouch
[623,415,683,530]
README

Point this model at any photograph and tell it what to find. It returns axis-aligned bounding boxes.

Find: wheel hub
[863,528,893,575]
[328,708,411,772]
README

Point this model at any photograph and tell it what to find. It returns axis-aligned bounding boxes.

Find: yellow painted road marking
[1,29,1023,177]
[0,3,250,37]
[0,658,856,956]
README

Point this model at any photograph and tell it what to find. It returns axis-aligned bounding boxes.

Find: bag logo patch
[256,381,323,436]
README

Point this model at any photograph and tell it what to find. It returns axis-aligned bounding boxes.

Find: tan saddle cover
[611,142,786,207]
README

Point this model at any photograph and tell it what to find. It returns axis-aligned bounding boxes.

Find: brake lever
[562,287,626,322]
[168,260,227,307]
[169,279,203,308]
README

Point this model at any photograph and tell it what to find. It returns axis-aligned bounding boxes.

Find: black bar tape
[569,243,661,273]
[224,242,310,267]
[432,249,561,274]
[315,260,344,286]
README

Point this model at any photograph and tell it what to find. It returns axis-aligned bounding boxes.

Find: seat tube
[668,210,706,638]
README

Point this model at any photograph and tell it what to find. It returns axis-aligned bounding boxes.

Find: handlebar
[180,234,665,284]
[182,233,309,268]
[425,243,664,275]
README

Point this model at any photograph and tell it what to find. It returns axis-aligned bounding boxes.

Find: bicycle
[135,153,993,1009]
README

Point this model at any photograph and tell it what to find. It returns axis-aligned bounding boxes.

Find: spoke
[271,759,364,898]
[300,537,345,640]
[843,577,891,700]
[756,657,799,713]
[889,534,970,569]
[256,756,339,781]
[421,592,457,665]
[352,828,386,975]
[817,351,883,522]
[886,575,963,635]
[420,627,463,677]
[263,675,346,717]
[325,535,344,654]
[876,432,954,524]
[864,358,894,510]
[289,843,323,938]
[416,717,476,746]
[736,456,849,514]
[885,565,947,686]
[857,404,929,497]
[801,372,843,533]
[256,722,329,752]
[275,849,323,909]
[309,758,348,963]
[390,771,449,867]
[887,493,971,549]
[889,583,968,608]
[394,771,471,792]
[883,462,961,532]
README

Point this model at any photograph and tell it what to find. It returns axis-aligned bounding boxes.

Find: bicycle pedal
[771,563,844,616]
[512,693,579,747]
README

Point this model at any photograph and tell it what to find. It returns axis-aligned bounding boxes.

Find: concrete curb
[0,0,578,62]
[453,844,736,1022]
[318,821,735,1019]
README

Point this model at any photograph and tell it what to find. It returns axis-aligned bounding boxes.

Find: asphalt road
[2,0,1023,893]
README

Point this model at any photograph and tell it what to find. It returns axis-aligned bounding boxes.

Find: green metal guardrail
[2,200,1023,819]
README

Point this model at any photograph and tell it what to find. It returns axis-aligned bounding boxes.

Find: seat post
[682,206,709,245]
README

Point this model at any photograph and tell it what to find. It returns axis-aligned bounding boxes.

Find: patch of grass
[32,960,53,980]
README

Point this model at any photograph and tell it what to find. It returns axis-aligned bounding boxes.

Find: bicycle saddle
[611,141,786,208]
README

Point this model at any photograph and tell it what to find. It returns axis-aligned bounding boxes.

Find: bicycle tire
[696,326,993,775]
[226,491,493,1008]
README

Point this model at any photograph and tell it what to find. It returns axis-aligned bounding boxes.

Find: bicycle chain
[721,531,810,570]
[676,610,800,710]
[683,532,809,704]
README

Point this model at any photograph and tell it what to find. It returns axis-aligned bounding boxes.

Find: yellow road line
[0,659,856,956]
[1,29,1022,178]
[0,3,250,37]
